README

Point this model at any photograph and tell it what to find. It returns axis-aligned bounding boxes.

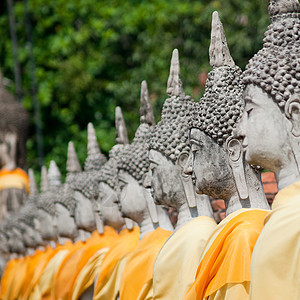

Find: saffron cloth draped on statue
[119,227,172,300]
[93,226,140,300]
[184,209,268,300]
[153,216,217,300]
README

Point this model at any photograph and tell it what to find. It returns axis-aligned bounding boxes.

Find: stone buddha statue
[68,123,108,239]
[116,81,173,237]
[93,106,141,300]
[116,81,173,300]
[0,71,30,220]
[36,165,59,243]
[47,160,78,243]
[183,12,270,300]
[235,1,300,298]
[148,50,214,230]
[150,49,217,300]
[97,107,128,232]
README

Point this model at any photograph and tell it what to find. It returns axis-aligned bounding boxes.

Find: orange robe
[119,227,172,300]
[93,226,140,300]
[53,227,118,300]
[6,255,30,300]
[184,209,269,300]
[20,246,57,300]
[34,241,74,300]
[0,168,29,194]
[0,258,18,299]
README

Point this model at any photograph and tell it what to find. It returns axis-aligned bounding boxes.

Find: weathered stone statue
[49,160,78,243]
[36,165,59,243]
[53,128,118,300]
[116,80,173,300]
[148,51,214,229]
[93,106,140,300]
[183,12,270,300]
[0,71,30,219]
[235,0,300,298]
[149,49,217,300]
[69,123,107,239]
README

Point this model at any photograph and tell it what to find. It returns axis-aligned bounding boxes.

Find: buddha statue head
[17,201,44,250]
[97,107,129,232]
[68,124,107,237]
[236,0,300,190]
[36,165,58,241]
[148,49,213,228]
[185,11,269,215]
[3,214,26,255]
[45,160,78,241]
[116,81,173,237]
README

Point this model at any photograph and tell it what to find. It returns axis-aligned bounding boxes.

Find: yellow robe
[53,227,118,300]
[249,180,300,300]
[69,229,118,300]
[0,258,18,299]
[184,209,268,300]
[93,227,140,300]
[119,227,172,300]
[32,241,74,300]
[20,246,57,300]
[153,216,217,300]
[6,255,30,300]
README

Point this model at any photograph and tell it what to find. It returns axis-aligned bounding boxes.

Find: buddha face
[236,84,292,173]
[188,128,235,200]
[55,203,78,239]
[37,209,58,241]
[98,182,125,230]
[148,149,185,208]
[73,191,96,232]
[116,170,147,224]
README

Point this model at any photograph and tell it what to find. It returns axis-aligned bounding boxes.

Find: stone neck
[224,189,270,216]
[175,202,195,231]
[196,194,214,219]
[156,206,174,231]
[276,160,300,191]
[139,216,155,240]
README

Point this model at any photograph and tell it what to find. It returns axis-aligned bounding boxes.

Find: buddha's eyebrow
[149,156,159,164]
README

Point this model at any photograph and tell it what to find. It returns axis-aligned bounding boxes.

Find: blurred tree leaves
[0,0,269,177]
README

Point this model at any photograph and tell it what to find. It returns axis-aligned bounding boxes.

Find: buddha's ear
[176,152,196,208]
[226,137,249,200]
[285,94,300,137]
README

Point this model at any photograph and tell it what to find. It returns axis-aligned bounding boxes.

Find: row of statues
[0,0,299,299]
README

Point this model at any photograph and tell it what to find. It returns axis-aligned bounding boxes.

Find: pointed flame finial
[167,49,185,97]
[67,141,82,173]
[140,80,155,126]
[40,166,48,192]
[209,11,235,68]
[115,106,129,145]
[87,123,101,157]
[48,160,61,187]
[28,168,38,196]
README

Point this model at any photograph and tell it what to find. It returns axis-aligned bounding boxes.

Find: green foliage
[0,0,269,178]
